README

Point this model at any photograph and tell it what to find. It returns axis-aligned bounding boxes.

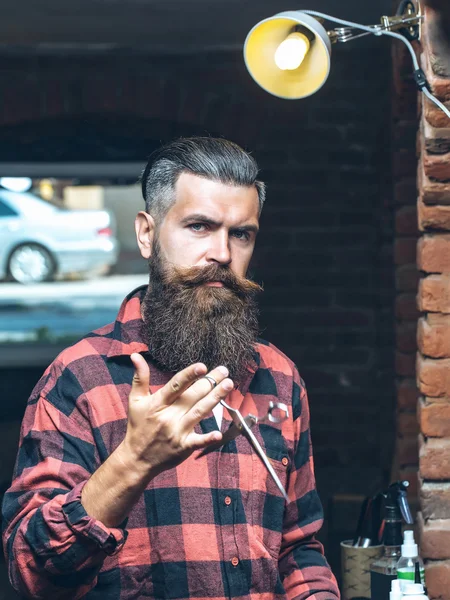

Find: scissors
[199,399,290,503]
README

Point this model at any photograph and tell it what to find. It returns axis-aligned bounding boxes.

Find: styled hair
[140,137,265,220]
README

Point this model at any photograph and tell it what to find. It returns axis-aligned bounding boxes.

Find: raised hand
[121,353,233,476]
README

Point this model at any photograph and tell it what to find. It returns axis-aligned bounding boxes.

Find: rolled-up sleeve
[2,363,127,600]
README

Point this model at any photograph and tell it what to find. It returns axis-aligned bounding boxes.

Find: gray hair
[140,137,265,221]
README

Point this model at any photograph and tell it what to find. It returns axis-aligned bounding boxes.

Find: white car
[0,190,119,284]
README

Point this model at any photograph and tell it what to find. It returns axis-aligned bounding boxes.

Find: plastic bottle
[397,530,425,589]
[370,482,413,599]
[390,578,404,600]
[402,582,429,599]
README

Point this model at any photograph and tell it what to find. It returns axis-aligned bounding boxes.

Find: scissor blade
[237,415,290,503]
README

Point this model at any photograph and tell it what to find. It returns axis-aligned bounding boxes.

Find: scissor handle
[266,401,289,424]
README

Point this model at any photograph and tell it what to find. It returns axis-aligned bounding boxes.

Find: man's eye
[190,223,206,232]
[232,230,250,241]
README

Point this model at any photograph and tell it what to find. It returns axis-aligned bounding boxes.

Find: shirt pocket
[251,435,290,559]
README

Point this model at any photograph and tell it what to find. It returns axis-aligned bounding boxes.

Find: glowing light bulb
[274,32,310,71]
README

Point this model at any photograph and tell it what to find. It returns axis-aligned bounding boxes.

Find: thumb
[129,353,150,400]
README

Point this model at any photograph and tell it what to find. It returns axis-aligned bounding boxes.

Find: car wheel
[8,243,56,284]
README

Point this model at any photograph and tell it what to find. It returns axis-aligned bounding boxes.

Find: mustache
[161,263,263,296]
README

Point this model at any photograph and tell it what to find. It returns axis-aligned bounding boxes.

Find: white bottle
[402,582,429,599]
[397,530,425,589]
[390,578,403,600]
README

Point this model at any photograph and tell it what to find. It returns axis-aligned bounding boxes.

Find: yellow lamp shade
[244,11,331,99]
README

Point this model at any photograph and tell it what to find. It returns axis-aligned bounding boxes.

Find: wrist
[114,440,160,484]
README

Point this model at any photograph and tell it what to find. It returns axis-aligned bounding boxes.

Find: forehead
[166,172,260,223]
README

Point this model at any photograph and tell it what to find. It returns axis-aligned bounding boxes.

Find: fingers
[183,375,234,429]
[129,353,151,401]
[159,363,208,405]
[181,365,231,408]
[186,430,223,452]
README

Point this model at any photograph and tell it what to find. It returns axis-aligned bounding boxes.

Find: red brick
[421,479,450,519]
[395,294,421,321]
[396,264,420,292]
[418,274,450,312]
[398,379,420,410]
[417,234,450,272]
[425,66,450,103]
[418,314,450,358]
[419,159,450,205]
[398,411,420,435]
[423,116,450,155]
[418,511,450,560]
[417,355,450,397]
[419,397,450,437]
[418,197,450,231]
[397,322,418,353]
[396,205,419,235]
[423,93,450,129]
[423,150,450,181]
[424,560,450,600]
[397,434,419,466]
[395,238,418,265]
[420,435,450,479]
[396,351,417,377]
[422,17,450,86]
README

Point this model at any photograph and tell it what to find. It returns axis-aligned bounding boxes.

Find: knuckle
[170,379,181,392]
[189,407,203,422]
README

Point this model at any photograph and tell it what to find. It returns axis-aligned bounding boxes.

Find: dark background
[0,0,398,593]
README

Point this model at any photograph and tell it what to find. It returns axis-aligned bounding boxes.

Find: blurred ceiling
[1,0,394,54]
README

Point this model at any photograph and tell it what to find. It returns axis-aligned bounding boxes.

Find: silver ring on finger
[202,375,218,390]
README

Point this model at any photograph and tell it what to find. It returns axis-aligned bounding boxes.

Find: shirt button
[231,557,239,567]
[282,457,289,467]
[224,496,232,505]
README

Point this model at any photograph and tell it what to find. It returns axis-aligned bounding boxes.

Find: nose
[206,230,232,266]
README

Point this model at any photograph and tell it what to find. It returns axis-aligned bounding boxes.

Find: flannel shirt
[2,286,340,600]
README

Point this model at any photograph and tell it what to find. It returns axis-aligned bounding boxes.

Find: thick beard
[141,241,262,385]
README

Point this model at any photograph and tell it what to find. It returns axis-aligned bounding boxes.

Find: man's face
[136,172,262,382]
[138,172,260,278]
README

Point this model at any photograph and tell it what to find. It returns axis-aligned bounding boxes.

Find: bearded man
[2,137,340,599]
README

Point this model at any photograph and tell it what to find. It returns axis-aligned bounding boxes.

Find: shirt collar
[106,285,149,358]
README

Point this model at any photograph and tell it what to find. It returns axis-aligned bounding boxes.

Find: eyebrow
[180,213,259,234]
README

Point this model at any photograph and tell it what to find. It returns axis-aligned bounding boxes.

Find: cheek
[163,232,209,266]
[231,249,253,277]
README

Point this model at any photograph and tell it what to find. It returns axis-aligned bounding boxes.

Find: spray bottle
[397,530,425,589]
[370,481,413,599]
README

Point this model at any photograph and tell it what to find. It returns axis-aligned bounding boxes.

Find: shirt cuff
[62,481,127,556]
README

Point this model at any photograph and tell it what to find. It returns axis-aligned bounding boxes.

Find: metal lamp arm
[327,17,423,45]
[301,9,450,120]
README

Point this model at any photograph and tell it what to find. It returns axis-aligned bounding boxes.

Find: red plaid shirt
[2,286,340,600]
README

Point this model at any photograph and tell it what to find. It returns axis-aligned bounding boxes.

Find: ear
[135,211,156,259]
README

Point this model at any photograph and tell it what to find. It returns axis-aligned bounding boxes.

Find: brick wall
[416,6,450,598]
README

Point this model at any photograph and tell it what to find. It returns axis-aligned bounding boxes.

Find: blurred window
[0,197,18,217]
